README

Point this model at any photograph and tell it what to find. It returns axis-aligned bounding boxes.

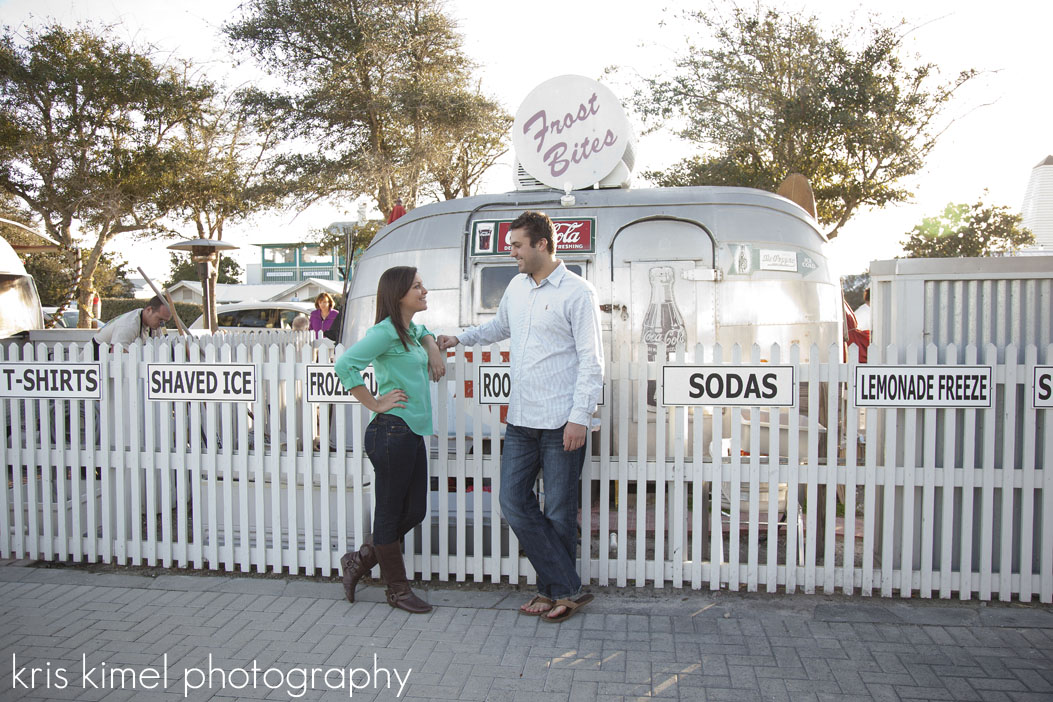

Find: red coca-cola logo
[491,219,594,254]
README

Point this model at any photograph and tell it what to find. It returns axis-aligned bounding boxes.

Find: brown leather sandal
[518,594,555,616]
[542,593,594,623]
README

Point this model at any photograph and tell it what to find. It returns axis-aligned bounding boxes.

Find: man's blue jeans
[500,423,587,600]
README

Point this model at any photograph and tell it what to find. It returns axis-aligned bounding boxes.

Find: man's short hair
[145,295,168,311]
[509,211,555,254]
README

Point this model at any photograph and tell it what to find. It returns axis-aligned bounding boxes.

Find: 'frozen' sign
[513,75,633,191]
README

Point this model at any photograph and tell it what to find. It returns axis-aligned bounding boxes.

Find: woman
[334,267,445,613]
[310,292,340,338]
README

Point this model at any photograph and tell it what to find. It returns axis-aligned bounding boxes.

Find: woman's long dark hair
[375,266,417,350]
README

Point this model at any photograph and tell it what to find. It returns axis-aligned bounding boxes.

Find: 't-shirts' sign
[512,75,633,190]
[662,366,796,407]
[0,363,101,399]
[305,364,376,403]
[854,366,992,408]
[147,364,256,402]
[472,218,596,256]
[1034,366,1053,408]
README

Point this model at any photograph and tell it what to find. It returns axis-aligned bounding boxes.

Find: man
[94,296,172,347]
[437,211,603,622]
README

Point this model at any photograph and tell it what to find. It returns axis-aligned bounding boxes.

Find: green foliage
[100,298,200,325]
[0,23,212,326]
[0,197,133,306]
[422,90,513,201]
[25,252,134,306]
[224,0,510,215]
[841,273,870,310]
[315,219,382,271]
[627,4,978,238]
[164,252,243,288]
[170,88,293,242]
[901,200,1034,258]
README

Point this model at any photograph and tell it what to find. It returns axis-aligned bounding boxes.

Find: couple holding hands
[334,211,603,622]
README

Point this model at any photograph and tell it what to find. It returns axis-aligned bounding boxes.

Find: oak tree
[901,200,1034,258]
[0,23,211,326]
[628,4,978,238]
[225,0,510,222]
[169,87,291,330]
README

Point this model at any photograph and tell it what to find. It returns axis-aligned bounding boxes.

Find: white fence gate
[1,336,1049,603]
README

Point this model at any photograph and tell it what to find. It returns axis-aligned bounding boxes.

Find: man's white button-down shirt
[458,261,604,430]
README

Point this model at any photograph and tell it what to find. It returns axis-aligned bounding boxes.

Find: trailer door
[610,218,716,365]
[608,218,716,456]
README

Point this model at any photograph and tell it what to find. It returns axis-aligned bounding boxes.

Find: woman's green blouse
[334,317,434,436]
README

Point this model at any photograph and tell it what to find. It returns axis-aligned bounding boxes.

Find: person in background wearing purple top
[310,292,340,339]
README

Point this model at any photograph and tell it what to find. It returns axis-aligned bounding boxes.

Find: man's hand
[436,334,460,351]
[563,422,587,452]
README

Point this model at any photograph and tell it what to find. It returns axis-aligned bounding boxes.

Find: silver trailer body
[342,186,842,455]
[0,236,44,339]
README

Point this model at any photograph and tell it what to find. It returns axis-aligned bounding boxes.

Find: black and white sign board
[147,364,256,402]
[1035,366,1053,409]
[477,365,511,405]
[305,365,376,403]
[854,366,992,408]
[0,362,102,399]
[661,365,796,407]
[476,364,604,405]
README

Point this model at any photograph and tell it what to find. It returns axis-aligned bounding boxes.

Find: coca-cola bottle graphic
[642,266,686,406]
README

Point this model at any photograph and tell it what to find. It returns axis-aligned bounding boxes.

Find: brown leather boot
[374,542,432,614]
[340,544,377,603]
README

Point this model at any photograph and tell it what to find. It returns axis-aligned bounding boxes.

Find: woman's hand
[423,336,447,381]
[374,388,408,413]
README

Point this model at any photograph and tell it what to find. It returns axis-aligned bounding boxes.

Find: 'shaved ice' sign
[147,364,256,402]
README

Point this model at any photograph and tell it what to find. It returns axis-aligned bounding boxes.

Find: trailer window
[477,263,583,312]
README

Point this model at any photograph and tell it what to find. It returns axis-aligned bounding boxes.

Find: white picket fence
[1,336,1049,602]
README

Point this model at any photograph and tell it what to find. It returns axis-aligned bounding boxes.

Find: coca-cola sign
[512,75,633,191]
[472,218,596,256]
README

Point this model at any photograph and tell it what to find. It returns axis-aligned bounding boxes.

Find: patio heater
[167,239,238,333]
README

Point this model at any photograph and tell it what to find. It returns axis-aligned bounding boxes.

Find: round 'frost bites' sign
[513,75,632,191]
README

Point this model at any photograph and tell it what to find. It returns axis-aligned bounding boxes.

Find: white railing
[1,337,1049,603]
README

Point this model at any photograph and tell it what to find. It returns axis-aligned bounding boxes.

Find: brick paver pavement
[0,561,1050,701]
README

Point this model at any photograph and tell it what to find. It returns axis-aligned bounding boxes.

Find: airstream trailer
[340,185,842,453]
[338,76,842,458]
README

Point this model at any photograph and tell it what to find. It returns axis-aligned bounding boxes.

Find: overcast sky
[2,0,1049,281]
